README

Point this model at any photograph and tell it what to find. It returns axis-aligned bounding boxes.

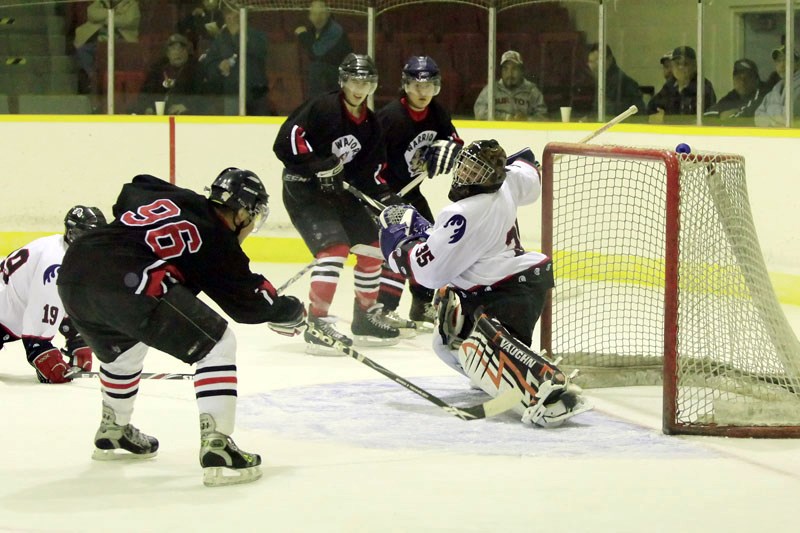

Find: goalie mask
[402,56,441,96]
[207,167,270,233]
[448,139,507,201]
[338,53,378,96]
[64,205,107,245]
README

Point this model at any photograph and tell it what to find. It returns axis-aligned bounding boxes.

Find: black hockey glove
[267,296,307,337]
[315,155,344,194]
[425,140,461,178]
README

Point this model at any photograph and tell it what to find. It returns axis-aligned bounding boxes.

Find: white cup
[560,106,572,123]
[154,101,166,115]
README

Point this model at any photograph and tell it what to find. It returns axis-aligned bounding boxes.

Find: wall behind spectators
[1,115,799,282]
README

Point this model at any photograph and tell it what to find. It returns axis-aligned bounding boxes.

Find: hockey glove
[315,155,344,194]
[65,346,93,372]
[267,296,307,337]
[31,348,72,384]
[425,140,461,178]
[378,205,432,263]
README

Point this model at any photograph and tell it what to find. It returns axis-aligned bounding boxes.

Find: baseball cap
[732,58,758,76]
[671,46,696,61]
[500,50,523,65]
[167,34,191,48]
[772,45,800,60]
[660,51,672,65]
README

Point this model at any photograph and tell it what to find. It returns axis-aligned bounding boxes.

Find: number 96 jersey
[1,234,68,342]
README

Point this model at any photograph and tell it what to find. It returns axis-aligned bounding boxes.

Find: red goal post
[540,142,800,438]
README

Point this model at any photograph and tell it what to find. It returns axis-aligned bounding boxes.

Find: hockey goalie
[379,139,592,427]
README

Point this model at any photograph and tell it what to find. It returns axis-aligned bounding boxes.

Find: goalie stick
[305,321,521,420]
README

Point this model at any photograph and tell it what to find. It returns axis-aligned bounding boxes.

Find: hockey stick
[276,260,316,294]
[399,173,427,197]
[305,322,521,420]
[577,104,638,144]
[343,182,386,213]
[71,371,193,380]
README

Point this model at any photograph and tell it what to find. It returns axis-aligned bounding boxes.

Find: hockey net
[540,142,800,437]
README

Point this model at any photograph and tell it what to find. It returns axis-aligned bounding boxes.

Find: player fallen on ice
[0,205,106,383]
[379,139,592,427]
[273,53,405,354]
[57,168,306,486]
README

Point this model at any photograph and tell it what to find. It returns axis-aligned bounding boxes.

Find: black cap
[660,51,672,65]
[671,46,696,61]
[733,58,758,76]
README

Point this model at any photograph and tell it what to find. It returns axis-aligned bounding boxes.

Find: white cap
[501,50,523,65]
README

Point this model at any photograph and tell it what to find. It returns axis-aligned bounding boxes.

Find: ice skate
[409,296,436,333]
[381,309,417,338]
[351,302,400,347]
[304,312,353,356]
[92,403,159,461]
[199,414,262,487]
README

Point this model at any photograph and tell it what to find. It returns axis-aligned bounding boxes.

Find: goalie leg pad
[457,313,590,425]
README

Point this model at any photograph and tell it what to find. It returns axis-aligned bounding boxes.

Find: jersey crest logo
[443,214,467,243]
[332,135,362,163]
[43,264,60,284]
[404,130,437,172]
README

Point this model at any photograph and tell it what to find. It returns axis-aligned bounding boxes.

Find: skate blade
[413,320,435,333]
[203,465,263,487]
[396,327,417,339]
[352,335,400,347]
[92,448,157,461]
[304,343,347,356]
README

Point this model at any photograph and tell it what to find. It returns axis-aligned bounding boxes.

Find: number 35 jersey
[58,174,289,324]
[407,160,550,291]
[1,234,68,341]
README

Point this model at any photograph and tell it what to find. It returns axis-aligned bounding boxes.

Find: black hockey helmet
[207,167,269,231]
[402,56,441,95]
[449,139,507,201]
[64,205,107,245]
[338,53,378,94]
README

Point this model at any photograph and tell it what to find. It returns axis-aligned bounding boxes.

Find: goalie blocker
[434,293,591,427]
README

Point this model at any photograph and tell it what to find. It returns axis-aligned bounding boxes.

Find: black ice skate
[92,403,159,461]
[409,296,436,333]
[199,414,262,487]
[351,302,400,347]
[381,309,417,338]
[304,312,353,356]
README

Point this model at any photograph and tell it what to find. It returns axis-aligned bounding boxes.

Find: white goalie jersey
[0,234,68,342]
[407,160,547,290]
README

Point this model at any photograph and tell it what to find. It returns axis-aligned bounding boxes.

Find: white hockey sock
[99,342,148,426]
[194,327,237,436]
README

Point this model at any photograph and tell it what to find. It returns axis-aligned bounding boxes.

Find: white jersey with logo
[408,160,548,290]
[0,234,67,341]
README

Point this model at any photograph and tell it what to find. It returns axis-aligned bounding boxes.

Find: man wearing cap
[660,51,674,83]
[132,33,204,115]
[755,46,800,127]
[705,58,769,123]
[647,45,716,123]
[474,50,547,121]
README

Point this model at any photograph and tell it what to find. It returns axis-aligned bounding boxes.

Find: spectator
[177,0,224,53]
[474,50,547,121]
[660,50,674,83]
[132,34,205,115]
[755,46,800,127]
[295,0,353,98]
[648,46,716,123]
[74,0,141,94]
[200,4,269,115]
[585,43,645,119]
[705,58,769,123]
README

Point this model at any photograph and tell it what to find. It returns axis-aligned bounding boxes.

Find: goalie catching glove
[267,296,307,337]
[410,140,462,179]
[378,204,432,274]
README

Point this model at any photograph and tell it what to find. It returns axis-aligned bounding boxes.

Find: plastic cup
[560,106,572,123]
[154,101,166,115]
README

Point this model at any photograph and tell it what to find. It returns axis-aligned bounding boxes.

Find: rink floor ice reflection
[1,262,799,532]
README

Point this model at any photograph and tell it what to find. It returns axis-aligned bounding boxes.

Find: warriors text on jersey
[378,97,461,191]
[57,175,294,324]
[272,92,390,198]
[1,234,67,342]
[404,160,549,290]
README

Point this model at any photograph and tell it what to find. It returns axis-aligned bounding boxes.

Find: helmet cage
[64,205,107,244]
[452,140,507,188]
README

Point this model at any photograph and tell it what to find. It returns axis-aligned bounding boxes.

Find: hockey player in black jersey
[376,55,464,332]
[57,168,306,487]
[273,52,404,354]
